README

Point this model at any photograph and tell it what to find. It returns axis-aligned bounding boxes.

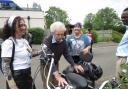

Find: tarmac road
[0,42,118,89]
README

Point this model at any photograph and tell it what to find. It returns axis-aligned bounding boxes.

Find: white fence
[97,30,112,38]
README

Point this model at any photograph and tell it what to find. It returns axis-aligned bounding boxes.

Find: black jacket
[42,35,75,73]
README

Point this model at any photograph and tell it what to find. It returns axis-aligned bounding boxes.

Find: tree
[92,7,121,30]
[32,2,38,9]
[32,2,42,11]
[83,13,95,29]
[44,6,70,29]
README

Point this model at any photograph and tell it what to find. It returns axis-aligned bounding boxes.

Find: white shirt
[1,38,32,70]
[116,26,128,57]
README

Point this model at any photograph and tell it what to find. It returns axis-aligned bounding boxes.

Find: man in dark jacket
[40,21,84,89]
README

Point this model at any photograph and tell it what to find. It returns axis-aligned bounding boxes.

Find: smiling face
[73,26,81,36]
[53,27,65,42]
[15,19,26,38]
[121,10,128,25]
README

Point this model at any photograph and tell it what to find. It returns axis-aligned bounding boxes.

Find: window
[0,0,22,10]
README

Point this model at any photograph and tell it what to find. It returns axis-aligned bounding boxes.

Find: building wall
[0,10,45,29]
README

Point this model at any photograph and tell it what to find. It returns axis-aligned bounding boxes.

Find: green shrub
[0,28,3,38]
[113,25,125,34]
[81,28,87,34]
[119,63,128,89]
[97,36,112,42]
[28,28,44,44]
[81,29,98,43]
[92,30,98,43]
[112,30,123,43]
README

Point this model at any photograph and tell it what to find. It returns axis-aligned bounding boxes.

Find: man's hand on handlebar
[53,71,68,87]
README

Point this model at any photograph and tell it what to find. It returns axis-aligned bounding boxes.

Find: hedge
[28,28,44,44]
[0,28,3,38]
[112,30,123,43]
[92,30,98,43]
[81,28,98,43]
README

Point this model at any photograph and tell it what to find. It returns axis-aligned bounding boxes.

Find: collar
[52,35,63,43]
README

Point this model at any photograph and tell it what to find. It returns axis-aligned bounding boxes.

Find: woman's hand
[82,47,89,55]
[74,64,84,73]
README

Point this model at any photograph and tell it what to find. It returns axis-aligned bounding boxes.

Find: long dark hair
[2,16,24,40]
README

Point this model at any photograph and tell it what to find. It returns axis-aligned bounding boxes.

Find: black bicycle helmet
[81,62,103,81]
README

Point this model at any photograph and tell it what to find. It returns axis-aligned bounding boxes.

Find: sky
[14,0,128,24]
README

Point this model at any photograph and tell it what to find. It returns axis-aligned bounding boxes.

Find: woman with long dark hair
[1,16,41,89]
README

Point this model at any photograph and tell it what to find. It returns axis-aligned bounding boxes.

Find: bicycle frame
[99,80,109,89]
[41,44,73,89]
[46,57,54,89]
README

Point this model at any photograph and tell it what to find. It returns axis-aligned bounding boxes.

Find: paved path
[93,42,118,48]
[0,42,119,89]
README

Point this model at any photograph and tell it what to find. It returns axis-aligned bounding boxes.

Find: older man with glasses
[40,21,84,89]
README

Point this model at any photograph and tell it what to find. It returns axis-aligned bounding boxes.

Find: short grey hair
[50,21,66,33]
